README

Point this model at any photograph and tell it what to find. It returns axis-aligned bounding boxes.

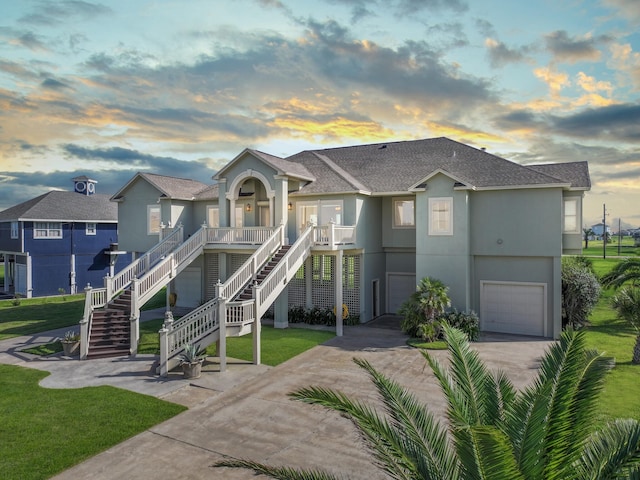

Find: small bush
[438,309,480,341]
[399,277,451,337]
[11,293,21,306]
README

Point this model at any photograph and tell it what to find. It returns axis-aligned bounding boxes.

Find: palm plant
[601,258,640,289]
[611,287,640,364]
[215,324,640,479]
[399,277,451,338]
[583,227,594,249]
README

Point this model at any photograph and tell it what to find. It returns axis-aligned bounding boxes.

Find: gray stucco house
[81,137,589,370]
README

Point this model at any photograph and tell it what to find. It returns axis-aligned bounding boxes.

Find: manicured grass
[584,257,640,423]
[0,295,85,340]
[138,318,335,366]
[407,338,448,350]
[582,237,639,257]
[0,364,186,480]
[22,341,63,356]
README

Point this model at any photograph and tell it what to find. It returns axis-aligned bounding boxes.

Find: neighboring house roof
[527,161,591,190]
[0,191,117,222]
[111,172,210,201]
[286,137,580,195]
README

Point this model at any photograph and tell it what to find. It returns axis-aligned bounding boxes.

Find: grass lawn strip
[0,364,186,480]
[138,318,335,366]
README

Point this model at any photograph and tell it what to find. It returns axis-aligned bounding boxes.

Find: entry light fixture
[288,202,293,211]
[245,203,252,212]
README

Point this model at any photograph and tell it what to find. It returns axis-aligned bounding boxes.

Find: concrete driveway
[24,318,552,480]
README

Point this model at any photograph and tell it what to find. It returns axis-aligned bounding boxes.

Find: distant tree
[583,227,594,249]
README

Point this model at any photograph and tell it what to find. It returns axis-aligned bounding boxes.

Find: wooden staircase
[234,245,291,301]
[87,290,132,359]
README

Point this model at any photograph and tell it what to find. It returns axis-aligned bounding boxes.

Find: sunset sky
[1,0,639,227]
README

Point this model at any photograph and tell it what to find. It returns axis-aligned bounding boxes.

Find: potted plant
[179,343,206,379]
[61,330,80,356]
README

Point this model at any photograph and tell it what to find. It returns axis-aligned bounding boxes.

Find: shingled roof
[285,137,586,195]
[527,162,591,190]
[111,172,210,201]
[0,191,117,222]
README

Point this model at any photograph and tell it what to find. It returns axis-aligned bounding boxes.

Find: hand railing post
[80,283,92,360]
[218,293,227,372]
[159,324,169,377]
[329,220,336,248]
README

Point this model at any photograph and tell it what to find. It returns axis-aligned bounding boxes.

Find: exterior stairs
[86,290,132,359]
[234,245,291,301]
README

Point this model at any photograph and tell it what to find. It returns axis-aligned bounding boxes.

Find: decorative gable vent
[72,176,97,195]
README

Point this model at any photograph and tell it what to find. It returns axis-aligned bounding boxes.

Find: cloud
[548,103,640,142]
[484,38,533,67]
[544,30,610,63]
[604,0,640,24]
[18,0,112,26]
[41,78,74,91]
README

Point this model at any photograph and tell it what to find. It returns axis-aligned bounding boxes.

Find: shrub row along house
[0,177,131,297]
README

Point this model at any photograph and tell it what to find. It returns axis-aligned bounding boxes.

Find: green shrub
[438,309,480,341]
[561,257,601,329]
[399,277,450,337]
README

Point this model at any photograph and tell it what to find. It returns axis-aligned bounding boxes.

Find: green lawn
[0,294,85,340]
[0,364,186,480]
[138,317,335,367]
[582,237,640,257]
[583,257,640,423]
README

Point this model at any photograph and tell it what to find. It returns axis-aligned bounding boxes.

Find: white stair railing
[255,225,313,319]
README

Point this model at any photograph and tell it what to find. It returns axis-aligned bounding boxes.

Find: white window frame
[86,222,96,235]
[563,198,580,233]
[206,206,220,228]
[234,205,244,228]
[147,205,161,235]
[297,200,343,229]
[428,197,453,236]
[34,222,62,239]
[10,221,18,239]
[392,197,415,228]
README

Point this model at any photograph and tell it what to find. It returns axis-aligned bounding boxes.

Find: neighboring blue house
[590,223,611,238]
[0,176,131,298]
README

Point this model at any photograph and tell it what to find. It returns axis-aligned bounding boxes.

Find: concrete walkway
[0,314,554,479]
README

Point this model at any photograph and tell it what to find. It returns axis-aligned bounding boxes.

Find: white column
[335,250,343,337]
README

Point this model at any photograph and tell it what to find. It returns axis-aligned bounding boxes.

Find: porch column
[335,250,343,337]
[274,175,289,228]
[26,254,33,298]
[218,178,229,227]
[273,287,289,329]
[305,255,313,309]
[1,255,7,291]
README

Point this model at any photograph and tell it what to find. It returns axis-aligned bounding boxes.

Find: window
[393,198,415,228]
[147,205,161,234]
[10,221,18,239]
[563,198,579,233]
[429,197,453,236]
[206,206,219,227]
[34,222,62,239]
[86,223,96,235]
[234,205,244,228]
[297,200,343,229]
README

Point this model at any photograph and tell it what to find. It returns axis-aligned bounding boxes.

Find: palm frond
[601,258,640,289]
[290,385,419,480]
[455,425,525,480]
[572,418,640,480]
[214,459,343,480]
[352,357,460,479]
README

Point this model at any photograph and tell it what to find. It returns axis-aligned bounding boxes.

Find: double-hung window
[10,221,18,239]
[147,205,161,234]
[206,206,220,228]
[34,222,62,239]
[86,223,96,235]
[393,198,415,228]
[429,197,453,236]
[563,198,579,233]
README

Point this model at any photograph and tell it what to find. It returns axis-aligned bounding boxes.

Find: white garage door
[480,281,546,336]
[387,273,416,314]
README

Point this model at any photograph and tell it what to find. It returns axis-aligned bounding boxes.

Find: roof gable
[214,148,315,182]
[111,172,210,201]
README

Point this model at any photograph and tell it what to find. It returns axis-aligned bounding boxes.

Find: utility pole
[618,218,622,257]
[603,204,607,259]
